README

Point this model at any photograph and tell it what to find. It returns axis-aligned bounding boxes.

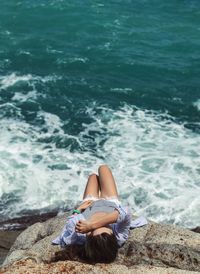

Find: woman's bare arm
[91,210,119,229]
[75,210,119,233]
[76,201,93,212]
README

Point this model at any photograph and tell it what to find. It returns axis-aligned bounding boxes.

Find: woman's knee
[98,164,110,174]
[88,173,98,181]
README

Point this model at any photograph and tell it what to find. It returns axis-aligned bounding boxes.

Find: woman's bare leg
[98,165,119,198]
[83,174,100,200]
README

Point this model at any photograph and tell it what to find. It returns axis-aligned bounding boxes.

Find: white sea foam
[110,87,133,94]
[193,99,200,111]
[0,111,86,219]
[12,90,38,102]
[17,50,33,56]
[0,73,61,90]
[0,103,199,227]
[56,56,89,65]
[0,73,33,89]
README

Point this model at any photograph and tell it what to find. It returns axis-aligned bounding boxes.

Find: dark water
[0,0,199,227]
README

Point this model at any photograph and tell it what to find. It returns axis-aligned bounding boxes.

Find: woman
[52,165,146,263]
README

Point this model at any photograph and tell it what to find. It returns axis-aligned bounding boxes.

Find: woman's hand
[77,200,93,212]
[75,220,93,234]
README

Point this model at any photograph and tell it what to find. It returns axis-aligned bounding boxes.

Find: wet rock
[0,231,21,265]
[0,211,59,231]
[191,227,200,234]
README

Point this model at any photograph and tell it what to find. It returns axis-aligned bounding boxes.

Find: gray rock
[192,227,200,234]
[2,214,200,272]
[0,231,21,265]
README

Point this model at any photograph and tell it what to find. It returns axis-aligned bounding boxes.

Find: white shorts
[82,195,121,206]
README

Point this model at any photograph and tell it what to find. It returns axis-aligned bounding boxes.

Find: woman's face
[87,226,113,236]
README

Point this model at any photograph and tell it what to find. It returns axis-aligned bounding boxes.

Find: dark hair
[83,233,118,263]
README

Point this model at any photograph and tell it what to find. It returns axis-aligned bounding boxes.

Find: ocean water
[0,0,200,227]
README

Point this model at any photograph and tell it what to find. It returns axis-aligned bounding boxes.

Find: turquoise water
[0,0,200,227]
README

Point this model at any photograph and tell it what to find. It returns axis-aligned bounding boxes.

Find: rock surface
[1,259,200,274]
[1,214,200,273]
[0,231,21,266]
[0,211,59,231]
[192,227,200,234]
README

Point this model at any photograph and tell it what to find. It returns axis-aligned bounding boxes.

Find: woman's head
[83,229,118,263]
